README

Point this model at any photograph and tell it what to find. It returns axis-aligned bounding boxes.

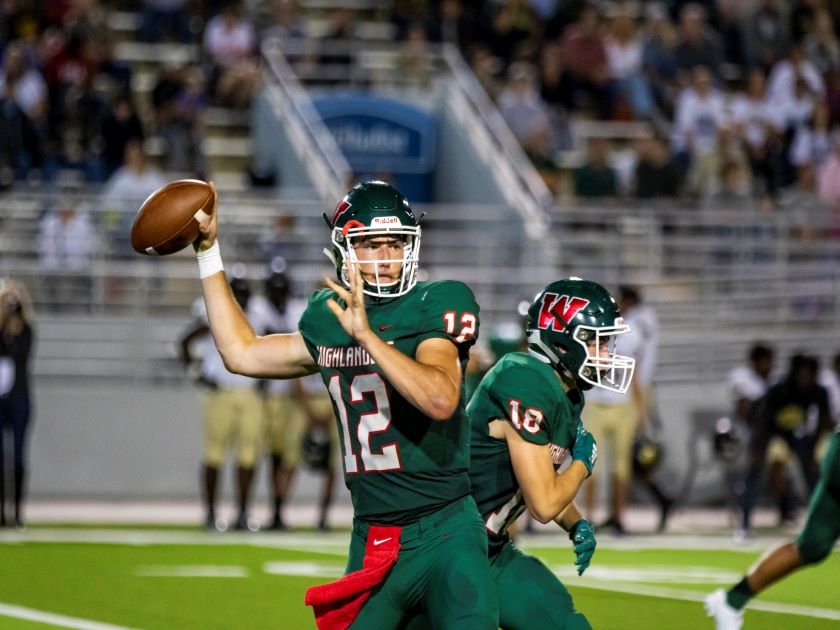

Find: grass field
[1,526,838,629]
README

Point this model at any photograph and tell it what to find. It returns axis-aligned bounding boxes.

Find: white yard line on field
[0,529,350,555]
[564,579,840,621]
[0,603,138,630]
[134,565,250,578]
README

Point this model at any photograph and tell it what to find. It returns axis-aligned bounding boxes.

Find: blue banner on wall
[313,93,437,202]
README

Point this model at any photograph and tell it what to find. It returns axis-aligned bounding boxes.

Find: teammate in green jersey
[706,428,840,630]
[469,278,636,630]
[192,181,497,629]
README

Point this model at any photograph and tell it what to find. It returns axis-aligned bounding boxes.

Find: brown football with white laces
[130,179,215,256]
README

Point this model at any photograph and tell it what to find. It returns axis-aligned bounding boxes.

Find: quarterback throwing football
[193,181,497,629]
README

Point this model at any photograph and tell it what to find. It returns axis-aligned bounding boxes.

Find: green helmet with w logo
[526,278,635,393]
[325,181,421,298]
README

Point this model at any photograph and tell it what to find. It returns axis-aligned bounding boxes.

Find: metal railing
[4,190,840,383]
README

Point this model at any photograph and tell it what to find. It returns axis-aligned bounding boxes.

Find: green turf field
[0,528,837,629]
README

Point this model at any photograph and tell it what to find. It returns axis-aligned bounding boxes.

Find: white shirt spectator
[101,164,167,224]
[729,93,782,149]
[605,36,643,79]
[0,68,46,121]
[203,14,255,68]
[790,126,833,167]
[818,367,840,424]
[674,87,728,155]
[38,209,98,271]
[767,58,824,109]
[727,365,777,407]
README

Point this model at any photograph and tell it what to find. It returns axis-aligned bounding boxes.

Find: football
[130,179,216,256]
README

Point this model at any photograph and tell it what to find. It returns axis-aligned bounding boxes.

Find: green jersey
[467,352,583,548]
[298,280,479,525]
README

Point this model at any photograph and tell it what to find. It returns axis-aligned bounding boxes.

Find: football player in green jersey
[192,181,497,629]
[468,278,636,630]
[706,428,840,629]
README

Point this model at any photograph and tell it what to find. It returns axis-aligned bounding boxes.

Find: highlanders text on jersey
[298,280,479,525]
[468,352,583,548]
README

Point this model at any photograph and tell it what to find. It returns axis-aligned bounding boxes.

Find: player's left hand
[569,519,596,576]
[325,263,374,345]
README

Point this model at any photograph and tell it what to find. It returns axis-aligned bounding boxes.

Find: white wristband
[196,241,224,279]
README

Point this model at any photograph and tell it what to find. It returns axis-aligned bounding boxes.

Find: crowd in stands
[3,0,840,212]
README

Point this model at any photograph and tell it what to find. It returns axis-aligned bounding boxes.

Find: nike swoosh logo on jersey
[373,537,392,545]
[378,324,393,332]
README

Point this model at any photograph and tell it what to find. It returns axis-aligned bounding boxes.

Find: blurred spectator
[316,7,356,83]
[399,23,434,87]
[203,2,260,108]
[674,3,724,83]
[428,0,476,50]
[261,0,306,43]
[468,44,502,101]
[707,160,752,210]
[634,135,681,198]
[488,0,538,68]
[0,85,41,187]
[674,65,728,196]
[741,354,833,532]
[745,0,789,73]
[642,4,679,115]
[100,140,166,256]
[790,101,833,173]
[804,10,840,78]
[728,343,778,426]
[497,62,552,148]
[574,137,618,198]
[789,0,821,44]
[538,41,574,116]
[605,2,654,121]
[827,70,840,126]
[767,42,825,112]
[390,0,431,41]
[716,0,748,71]
[729,68,784,199]
[0,278,34,529]
[100,94,144,178]
[180,279,264,532]
[818,352,840,424]
[0,41,47,132]
[818,139,840,208]
[152,65,207,177]
[141,0,191,44]
[62,0,109,42]
[561,4,613,119]
[37,202,98,309]
[46,82,107,183]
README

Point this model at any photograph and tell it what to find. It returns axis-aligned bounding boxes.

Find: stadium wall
[28,382,730,503]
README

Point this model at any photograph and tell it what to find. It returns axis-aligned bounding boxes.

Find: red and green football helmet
[325,181,421,298]
[526,278,635,393]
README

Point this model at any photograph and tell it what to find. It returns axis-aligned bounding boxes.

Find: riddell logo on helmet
[371,216,400,225]
[538,293,590,331]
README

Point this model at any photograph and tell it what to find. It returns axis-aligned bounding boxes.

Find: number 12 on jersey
[443,311,476,343]
[328,373,402,474]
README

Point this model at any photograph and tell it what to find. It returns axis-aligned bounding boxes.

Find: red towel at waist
[305,524,402,630]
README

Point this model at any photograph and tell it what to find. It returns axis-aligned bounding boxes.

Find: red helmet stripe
[332,200,351,225]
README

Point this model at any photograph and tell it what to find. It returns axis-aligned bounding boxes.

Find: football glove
[572,424,597,477]
[569,519,596,576]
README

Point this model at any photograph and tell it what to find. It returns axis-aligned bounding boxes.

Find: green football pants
[347,495,498,630]
[797,432,840,565]
[490,541,591,630]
